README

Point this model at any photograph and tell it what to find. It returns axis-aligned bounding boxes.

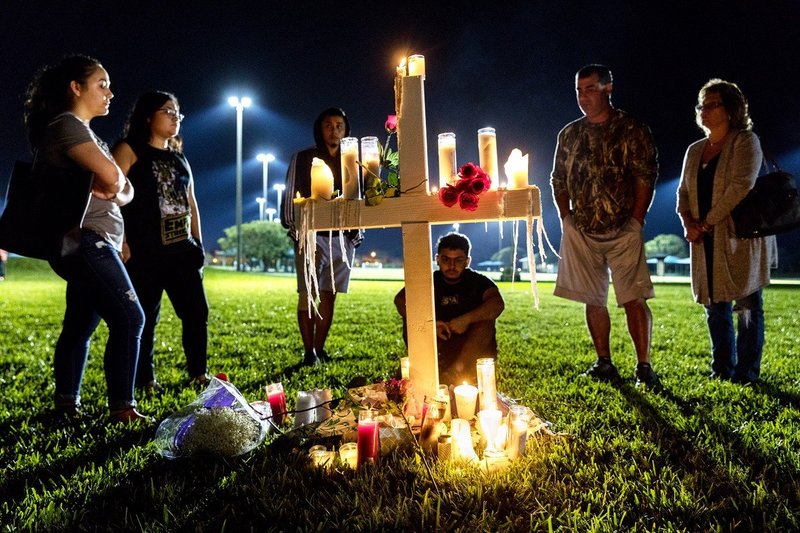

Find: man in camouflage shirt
[550,64,660,388]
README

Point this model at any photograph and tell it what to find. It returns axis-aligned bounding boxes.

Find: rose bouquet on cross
[438,162,491,211]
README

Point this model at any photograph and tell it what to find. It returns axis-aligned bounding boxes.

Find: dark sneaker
[582,358,619,381]
[109,407,154,425]
[302,350,321,366]
[316,349,332,363]
[144,380,164,397]
[635,363,661,389]
[189,374,212,387]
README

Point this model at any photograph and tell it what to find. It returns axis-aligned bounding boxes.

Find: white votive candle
[453,383,478,419]
[478,127,499,189]
[407,54,425,77]
[437,132,457,188]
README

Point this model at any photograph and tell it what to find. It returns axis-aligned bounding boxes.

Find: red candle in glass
[266,382,287,424]
[357,409,380,466]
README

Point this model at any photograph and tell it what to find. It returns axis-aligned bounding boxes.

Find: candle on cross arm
[504,148,530,189]
[310,157,334,199]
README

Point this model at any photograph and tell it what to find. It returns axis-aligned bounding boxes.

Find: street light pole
[273,183,286,223]
[257,153,275,222]
[228,96,251,271]
[266,207,276,222]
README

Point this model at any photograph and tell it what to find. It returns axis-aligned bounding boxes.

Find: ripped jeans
[705,289,764,381]
[50,230,145,410]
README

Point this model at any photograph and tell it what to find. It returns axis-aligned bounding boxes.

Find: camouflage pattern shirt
[550,109,658,234]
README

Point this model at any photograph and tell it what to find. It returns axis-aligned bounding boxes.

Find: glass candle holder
[419,397,447,454]
[338,442,358,469]
[478,408,506,458]
[407,54,425,77]
[400,356,411,379]
[340,137,361,199]
[437,384,452,422]
[453,383,478,419]
[476,358,497,411]
[506,405,531,460]
[309,444,333,468]
[265,382,287,425]
[294,390,315,428]
[357,408,380,466]
[437,132,457,188]
[360,136,381,187]
[450,418,477,463]
[477,127,499,189]
[312,388,333,423]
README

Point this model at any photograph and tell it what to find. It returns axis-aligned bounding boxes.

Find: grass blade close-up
[1,258,799,531]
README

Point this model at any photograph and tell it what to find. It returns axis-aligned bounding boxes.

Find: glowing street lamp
[228,96,252,271]
[273,183,286,223]
[266,207,276,222]
[256,197,266,220]
[256,153,275,221]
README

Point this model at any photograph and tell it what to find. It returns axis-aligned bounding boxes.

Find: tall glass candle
[476,358,497,411]
[360,136,381,188]
[478,408,505,457]
[506,405,531,460]
[340,137,360,199]
[477,127,499,189]
[437,132,457,188]
[400,356,411,379]
[293,390,315,427]
[310,157,334,199]
[357,409,380,466]
[407,54,425,77]
[451,418,478,462]
[312,388,333,423]
[453,383,478,419]
[266,382,287,425]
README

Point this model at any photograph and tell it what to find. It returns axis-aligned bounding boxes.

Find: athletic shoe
[302,350,321,366]
[582,358,620,382]
[635,363,661,389]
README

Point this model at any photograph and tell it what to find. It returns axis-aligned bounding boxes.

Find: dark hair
[437,232,471,255]
[24,54,103,148]
[576,64,613,85]
[121,91,182,152]
[696,78,753,132]
[313,107,350,149]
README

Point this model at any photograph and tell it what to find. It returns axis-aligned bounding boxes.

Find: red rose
[458,192,480,211]
[385,114,398,133]
[438,185,459,207]
[455,177,472,192]
[458,162,479,179]
[215,372,229,381]
[468,175,490,194]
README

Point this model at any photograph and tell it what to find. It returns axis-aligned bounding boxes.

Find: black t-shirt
[433,268,497,322]
[121,142,195,255]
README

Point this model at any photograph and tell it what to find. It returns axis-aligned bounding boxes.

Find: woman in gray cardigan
[677,79,776,384]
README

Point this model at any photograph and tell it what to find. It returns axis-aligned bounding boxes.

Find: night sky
[2,1,799,265]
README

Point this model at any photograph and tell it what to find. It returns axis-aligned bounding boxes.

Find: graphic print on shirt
[153,159,191,245]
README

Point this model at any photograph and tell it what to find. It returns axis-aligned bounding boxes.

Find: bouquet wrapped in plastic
[155,377,269,458]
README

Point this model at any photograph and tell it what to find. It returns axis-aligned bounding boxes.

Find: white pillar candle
[476,358,497,411]
[478,127,499,189]
[340,137,361,199]
[453,383,478,419]
[407,54,425,77]
[360,136,381,187]
[504,148,530,189]
[437,132,457,188]
[309,157,334,200]
[293,391,315,428]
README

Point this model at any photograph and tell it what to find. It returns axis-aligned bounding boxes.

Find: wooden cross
[296,71,542,404]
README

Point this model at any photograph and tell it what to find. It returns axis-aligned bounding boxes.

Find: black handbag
[731,158,800,239]
[0,156,93,260]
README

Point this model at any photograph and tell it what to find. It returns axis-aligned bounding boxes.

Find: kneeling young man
[394,232,505,385]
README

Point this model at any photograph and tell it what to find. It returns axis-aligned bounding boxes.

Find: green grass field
[1,258,799,531]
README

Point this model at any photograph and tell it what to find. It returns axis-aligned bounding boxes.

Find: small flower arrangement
[384,377,411,405]
[438,162,491,211]
[363,115,400,206]
[179,407,263,457]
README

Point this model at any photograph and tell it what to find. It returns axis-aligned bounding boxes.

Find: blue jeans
[705,290,764,381]
[50,231,145,410]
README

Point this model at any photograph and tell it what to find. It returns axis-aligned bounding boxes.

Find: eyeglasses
[438,255,467,267]
[695,101,724,113]
[159,108,185,122]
